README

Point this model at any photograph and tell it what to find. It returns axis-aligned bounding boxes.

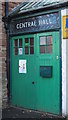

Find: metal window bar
[20,2,31,10]
[24,2,38,9]
[20,0,62,11]
[31,0,43,8]
[20,0,37,10]
[9,0,68,16]
[36,0,47,7]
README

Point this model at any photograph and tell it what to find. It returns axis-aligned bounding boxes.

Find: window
[47,36,52,53]
[19,39,22,48]
[14,38,23,55]
[15,48,18,55]
[19,38,23,55]
[40,36,52,54]
[30,38,34,54]
[14,39,18,47]
[14,39,18,55]
[25,38,29,54]
[25,37,34,55]
[14,37,34,55]
[40,36,46,54]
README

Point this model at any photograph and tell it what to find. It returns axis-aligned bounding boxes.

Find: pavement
[2,106,67,120]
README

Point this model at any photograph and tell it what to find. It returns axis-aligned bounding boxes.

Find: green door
[36,32,60,114]
[11,34,37,109]
[11,31,60,114]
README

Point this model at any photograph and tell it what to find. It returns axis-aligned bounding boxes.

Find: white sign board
[19,60,26,73]
[19,48,22,55]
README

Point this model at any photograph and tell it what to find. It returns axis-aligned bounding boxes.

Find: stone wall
[2,2,21,108]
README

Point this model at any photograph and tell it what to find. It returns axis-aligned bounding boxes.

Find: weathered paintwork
[11,32,60,114]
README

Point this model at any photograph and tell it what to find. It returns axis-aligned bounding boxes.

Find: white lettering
[49,18,52,24]
[39,19,46,25]
[39,20,42,25]
[31,21,33,26]
[16,24,19,29]
[46,19,49,24]
[34,21,36,26]
[43,20,45,24]
[20,23,23,28]
[22,23,25,28]
[28,22,31,27]
[25,22,28,28]
[16,16,55,30]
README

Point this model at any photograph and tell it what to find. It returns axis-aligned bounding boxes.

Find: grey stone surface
[2,107,65,119]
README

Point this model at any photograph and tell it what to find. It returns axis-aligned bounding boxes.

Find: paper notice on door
[19,48,22,55]
[19,60,26,73]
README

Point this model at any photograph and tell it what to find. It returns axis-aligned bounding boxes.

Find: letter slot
[40,66,52,78]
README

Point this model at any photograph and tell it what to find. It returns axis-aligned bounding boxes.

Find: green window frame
[25,37,34,55]
[40,35,53,54]
[14,38,23,55]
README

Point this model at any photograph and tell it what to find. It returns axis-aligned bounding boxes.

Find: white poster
[19,48,22,55]
[19,60,26,73]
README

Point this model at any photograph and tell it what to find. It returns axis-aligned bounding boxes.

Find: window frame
[39,35,53,54]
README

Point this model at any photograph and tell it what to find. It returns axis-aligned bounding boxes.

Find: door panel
[36,32,60,114]
[11,35,37,109]
[11,32,60,114]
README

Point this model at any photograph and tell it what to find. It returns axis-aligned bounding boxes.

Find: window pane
[47,45,52,53]
[40,36,45,45]
[25,47,29,54]
[30,47,34,54]
[19,38,22,47]
[14,39,18,47]
[25,38,29,43]
[25,38,29,47]
[47,36,52,45]
[15,48,18,55]
[40,46,45,54]
[30,38,34,45]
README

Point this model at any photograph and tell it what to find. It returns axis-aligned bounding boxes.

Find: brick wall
[2,2,21,108]
[2,2,21,15]
[2,3,7,108]
[8,2,21,12]
[2,22,7,108]
[0,2,2,119]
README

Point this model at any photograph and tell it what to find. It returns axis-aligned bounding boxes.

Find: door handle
[32,81,35,84]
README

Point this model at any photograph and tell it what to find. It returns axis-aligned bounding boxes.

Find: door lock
[32,81,35,84]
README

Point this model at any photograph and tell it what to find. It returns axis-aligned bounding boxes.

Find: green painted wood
[11,35,37,109]
[11,31,60,114]
[36,32,60,114]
